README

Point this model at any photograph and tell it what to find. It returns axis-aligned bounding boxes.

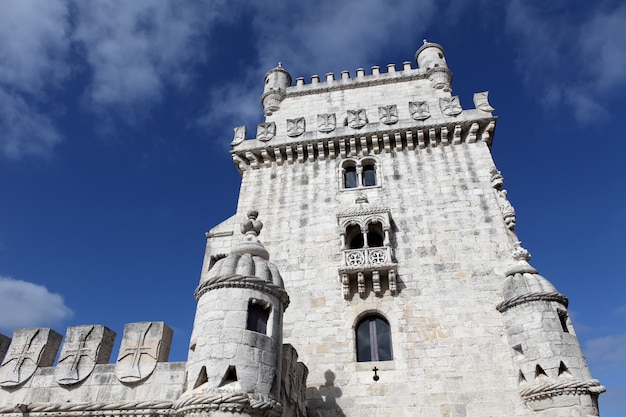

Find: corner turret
[497,243,605,415]
[261,63,292,116]
[415,39,452,91]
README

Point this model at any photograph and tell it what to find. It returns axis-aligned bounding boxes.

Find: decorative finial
[489,166,504,189]
[423,39,428,44]
[512,241,531,262]
[241,210,263,238]
[277,62,282,68]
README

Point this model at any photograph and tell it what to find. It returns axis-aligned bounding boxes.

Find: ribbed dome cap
[502,243,561,301]
[202,210,284,289]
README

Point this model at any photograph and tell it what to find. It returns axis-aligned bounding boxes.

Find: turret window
[356,314,392,362]
[247,300,270,334]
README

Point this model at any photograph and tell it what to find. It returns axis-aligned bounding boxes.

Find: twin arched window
[342,159,377,189]
[345,221,385,249]
[356,314,393,362]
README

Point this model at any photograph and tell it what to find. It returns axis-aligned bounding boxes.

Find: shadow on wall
[306,369,347,417]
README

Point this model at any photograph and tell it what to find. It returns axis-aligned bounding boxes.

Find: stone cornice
[231,118,496,172]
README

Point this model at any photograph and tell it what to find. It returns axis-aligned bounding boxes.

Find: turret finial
[241,210,263,237]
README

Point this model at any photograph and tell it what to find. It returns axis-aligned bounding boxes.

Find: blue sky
[0,0,624,414]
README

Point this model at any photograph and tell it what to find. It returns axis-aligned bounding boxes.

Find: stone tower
[206,40,604,416]
[0,40,603,417]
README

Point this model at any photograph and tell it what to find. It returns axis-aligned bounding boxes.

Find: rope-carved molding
[0,400,173,416]
[520,378,606,402]
[174,392,282,417]
[195,275,290,308]
[496,291,568,313]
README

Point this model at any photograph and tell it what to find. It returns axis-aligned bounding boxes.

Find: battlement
[0,323,185,408]
[288,61,424,93]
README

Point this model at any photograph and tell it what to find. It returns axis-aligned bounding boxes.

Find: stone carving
[473,91,495,112]
[0,334,9,363]
[116,322,173,384]
[281,345,309,417]
[317,113,336,133]
[287,117,306,137]
[439,96,462,116]
[231,126,246,146]
[409,100,430,120]
[490,167,517,231]
[347,109,368,129]
[256,122,276,142]
[378,105,398,125]
[55,325,116,385]
[0,328,62,387]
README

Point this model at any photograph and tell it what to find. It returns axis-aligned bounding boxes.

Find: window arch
[355,314,392,362]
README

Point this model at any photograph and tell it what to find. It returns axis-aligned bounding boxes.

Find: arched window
[344,165,357,189]
[366,222,384,247]
[346,224,364,249]
[356,314,392,362]
[362,162,376,187]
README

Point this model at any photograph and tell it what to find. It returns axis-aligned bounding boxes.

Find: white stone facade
[0,41,603,417]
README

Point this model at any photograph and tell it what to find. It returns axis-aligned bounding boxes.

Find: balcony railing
[342,246,393,269]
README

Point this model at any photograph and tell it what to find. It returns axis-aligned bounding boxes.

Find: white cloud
[585,333,626,370]
[502,0,626,123]
[0,276,73,333]
[0,90,62,158]
[0,0,69,158]
[250,0,436,77]
[578,3,626,91]
[201,0,438,133]
[72,1,232,112]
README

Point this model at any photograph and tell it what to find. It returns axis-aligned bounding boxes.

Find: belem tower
[0,40,604,417]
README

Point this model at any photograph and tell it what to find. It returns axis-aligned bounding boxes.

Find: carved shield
[378,105,398,125]
[0,328,62,387]
[409,101,430,120]
[439,96,462,116]
[116,322,172,383]
[287,117,306,137]
[473,91,495,112]
[347,109,367,129]
[55,325,115,385]
[317,113,336,133]
[257,122,276,142]
[231,125,247,146]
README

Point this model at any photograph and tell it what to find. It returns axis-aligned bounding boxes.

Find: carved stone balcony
[338,247,397,299]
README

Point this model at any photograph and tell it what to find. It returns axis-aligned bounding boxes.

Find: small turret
[178,211,289,417]
[415,39,452,91]
[261,63,292,116]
